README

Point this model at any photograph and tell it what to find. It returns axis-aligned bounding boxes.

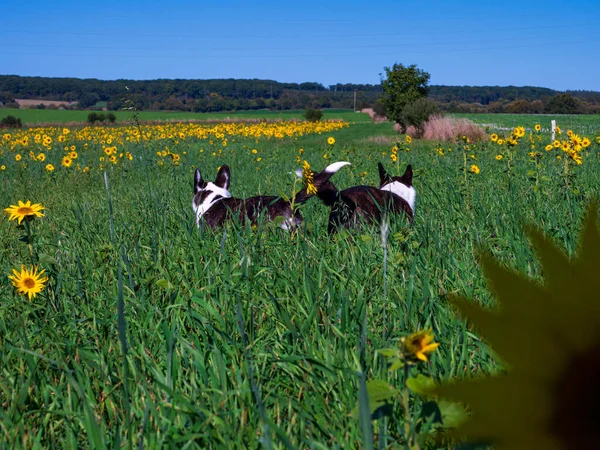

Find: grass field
[1,116,600,448]
[0,107,371,125]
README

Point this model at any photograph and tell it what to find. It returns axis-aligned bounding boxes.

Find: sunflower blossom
[8,266,49,301]
[402,329,440,362]
[4,200,45,224]
[301,160,317,195]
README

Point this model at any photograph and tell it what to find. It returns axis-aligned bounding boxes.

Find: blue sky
[1,0,599,90]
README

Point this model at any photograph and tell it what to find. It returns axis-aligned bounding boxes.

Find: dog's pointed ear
[215,165,231,190]
[194,168,203,194]
[400,164,413,186]
[378,162,391,184]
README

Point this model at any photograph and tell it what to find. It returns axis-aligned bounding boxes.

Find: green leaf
[406,374,436,396]
[38,253,59,266]
[156,279,173,290]
[360,234,373,243]
[387,360,405,372]
[437,399,468,429]
[366,379,398,403]
[352,379,398,419]
[377,348,399,357]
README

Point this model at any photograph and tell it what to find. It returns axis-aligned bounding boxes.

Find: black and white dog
[316,163,415,233]
[193,162,350,229]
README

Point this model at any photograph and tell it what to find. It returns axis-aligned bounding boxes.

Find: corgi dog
[316,163,415,233]
[192,162,350,229]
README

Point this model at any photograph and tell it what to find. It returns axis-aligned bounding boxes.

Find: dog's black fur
[316,163,414,233]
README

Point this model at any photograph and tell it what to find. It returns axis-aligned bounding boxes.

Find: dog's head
[192,165,232,220]
[378,163,416,210]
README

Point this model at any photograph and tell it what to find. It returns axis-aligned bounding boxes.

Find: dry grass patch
[401,115,486,142]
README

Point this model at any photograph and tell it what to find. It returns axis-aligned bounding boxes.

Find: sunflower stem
[24,220,36,265]
[403,364,411,447]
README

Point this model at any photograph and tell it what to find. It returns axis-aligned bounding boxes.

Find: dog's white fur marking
[281,217,295,230]
[325,161,351,173]
[380,181,416,211]
[193,182,232,223]
[294,161,350,179]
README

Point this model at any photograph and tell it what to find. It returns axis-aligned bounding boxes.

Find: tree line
[0,75,598,114]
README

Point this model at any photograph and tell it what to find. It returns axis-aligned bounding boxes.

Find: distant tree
[0,91,15,107]
[505,99,531,114]
[381,63,431,132]
[545,94,583,114]
[79,92,100,109]
[106,112,116,123]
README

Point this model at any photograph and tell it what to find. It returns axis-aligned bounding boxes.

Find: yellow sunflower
[433,202,600,449]
[8,266,48,301]
[45,164,55,172]
[62,156,73,168]
[301,160,317,195]
[495,154,503,160]
[490,134,498,142]
[4,200,45,224]
[327,136,335,146]
[469,164,480,174]
[545,144,553,151]
[534,124,541,131]
[582,137,591,148]
[402,329,440,362]
[405,135,412,144]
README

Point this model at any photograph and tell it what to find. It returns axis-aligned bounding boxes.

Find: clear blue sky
[1,0,599,90]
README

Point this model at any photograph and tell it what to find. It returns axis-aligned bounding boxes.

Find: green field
[1,116,600,448]
[0,107,370,125]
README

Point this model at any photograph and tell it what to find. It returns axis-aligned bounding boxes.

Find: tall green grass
[1,119,599,448]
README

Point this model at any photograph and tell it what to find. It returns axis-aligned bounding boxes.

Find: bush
[87,112,99,124]
[106,112,116,123]
[400,98,440,138]
[303,108,323,122]
[372,99,387,117]
[0,115,23,128]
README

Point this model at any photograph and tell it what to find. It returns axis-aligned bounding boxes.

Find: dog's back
[315,163,415,234]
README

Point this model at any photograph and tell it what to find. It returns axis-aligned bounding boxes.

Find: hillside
[1,75,599,114]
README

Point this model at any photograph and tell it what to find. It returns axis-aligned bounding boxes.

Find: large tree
[381,63,431,132]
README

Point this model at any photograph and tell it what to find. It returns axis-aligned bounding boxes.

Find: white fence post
[551,119,556,141]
